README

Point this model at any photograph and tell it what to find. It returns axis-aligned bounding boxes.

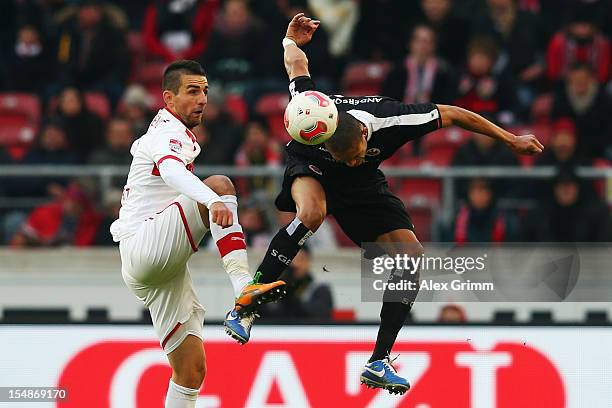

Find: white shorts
[119,194,209,354]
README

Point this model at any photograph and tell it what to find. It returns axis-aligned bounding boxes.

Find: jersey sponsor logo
[365,148,381,156]
[169,139,182,153]
[308,164,323,175]
[332,97,383,105]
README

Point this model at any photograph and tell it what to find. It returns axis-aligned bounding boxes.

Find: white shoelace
[240,312,259,329]
[383,355,400,373]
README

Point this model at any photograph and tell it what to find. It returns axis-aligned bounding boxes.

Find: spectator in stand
[521,167,611,242]
[438,304,467,322]
[89,117,135,165]
[89,116,134,188]
[551,63,612,160]
[118,85,155,137]
[535,118,590,168]
[454,37,519,125]
[234,121,281,197]
[259,247,334,321]
[450,178,518,243]
[473,0,546,110]
[238,204,273,249]
[417,0,471,66]
[17,119,79,198]
[196,87,244,164]
[93,188,122,246]
[451,130,520,199]
[142,0,219,62]
[11,183,102,247]
[5,25,54,94]
[248,0,334,106]
[546,5,610,84]
[54,86,106,162]
[382,24,456,105]
[351,0,412,62]
[200,0,264,90]
[55,0,130,105]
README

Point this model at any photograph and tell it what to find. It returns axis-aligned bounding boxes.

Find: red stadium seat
[421,127,469,151]
[0,93,40,153]
[0,93,41,124]
[47,93,111,120]
[397,178,442,206]
[341,61,392,96]
[406,206,434,242]
[332,309,356,321]
[0,124,36,146]
[224,93,249,125]
[255,93,290,142]
[84,92,111,120]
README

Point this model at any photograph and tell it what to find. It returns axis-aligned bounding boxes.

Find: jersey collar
[163,107,197,142]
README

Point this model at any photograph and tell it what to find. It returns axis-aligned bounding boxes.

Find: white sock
[165,379,199,408]
[210,195,252,297]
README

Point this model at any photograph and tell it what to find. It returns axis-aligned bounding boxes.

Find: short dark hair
[324,112,362,154]
[162,60,206,93]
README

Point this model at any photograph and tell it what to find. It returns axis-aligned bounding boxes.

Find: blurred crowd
[0,0,611,247]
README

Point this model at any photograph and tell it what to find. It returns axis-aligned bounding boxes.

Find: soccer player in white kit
[110,60,286,408]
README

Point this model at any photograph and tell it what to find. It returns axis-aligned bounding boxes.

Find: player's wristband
[282,37,297,48]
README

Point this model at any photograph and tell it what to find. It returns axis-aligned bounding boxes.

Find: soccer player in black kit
[249,14,544,394]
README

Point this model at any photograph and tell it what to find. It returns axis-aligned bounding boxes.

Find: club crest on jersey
[309,164,323,175]
[366,148,381,156]
[169,139,182,153]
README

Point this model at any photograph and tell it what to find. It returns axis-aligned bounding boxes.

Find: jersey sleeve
[146,128,192,168]
[383,101,441,140]
[289,75,316,98]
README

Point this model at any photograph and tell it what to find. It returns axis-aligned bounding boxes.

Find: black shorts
[275,154,415,249]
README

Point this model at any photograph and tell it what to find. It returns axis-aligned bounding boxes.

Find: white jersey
[110,108,201,242]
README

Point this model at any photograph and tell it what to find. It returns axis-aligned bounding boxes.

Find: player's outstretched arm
[437,104,544,155]
[283,13,320,80]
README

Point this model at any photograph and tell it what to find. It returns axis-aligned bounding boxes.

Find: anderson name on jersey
[110,108,201,242]
[287,76,442,173]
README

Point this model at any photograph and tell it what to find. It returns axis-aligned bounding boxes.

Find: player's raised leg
[361,229,423,395]
[197,175,286,343]
[254,176,326,286]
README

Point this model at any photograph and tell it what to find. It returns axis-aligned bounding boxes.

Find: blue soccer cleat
[360,356,410,395]
[223,309,258,345]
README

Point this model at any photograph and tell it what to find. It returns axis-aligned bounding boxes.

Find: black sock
[256,218,313,283]
[369,301,413,362]
[369,267,419,362]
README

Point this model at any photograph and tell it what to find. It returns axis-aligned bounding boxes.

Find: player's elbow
[437,104,462,128]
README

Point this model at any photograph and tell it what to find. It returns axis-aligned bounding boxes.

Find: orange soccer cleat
[234,273,287,316]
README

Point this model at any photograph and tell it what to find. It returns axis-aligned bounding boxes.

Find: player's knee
[297,206,325,231]
[203,175,235,196]
[175,356,206,388]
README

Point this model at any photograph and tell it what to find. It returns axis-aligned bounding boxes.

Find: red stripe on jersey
[216,231,247,258]
[185,128,196,143]
[157,155,184,167]
[161,322,182,349]
[157,202,199,252]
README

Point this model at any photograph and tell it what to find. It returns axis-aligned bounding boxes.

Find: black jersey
[286,75,442,175]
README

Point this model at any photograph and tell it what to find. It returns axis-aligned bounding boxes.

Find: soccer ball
[284,90,338,145]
